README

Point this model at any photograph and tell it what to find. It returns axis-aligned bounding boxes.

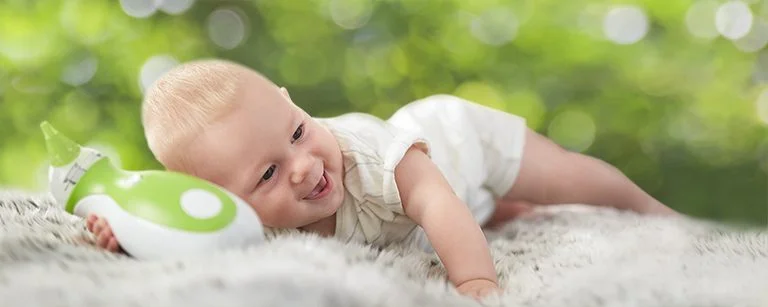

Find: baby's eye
[262,165,276,181]
[291,124,304,143]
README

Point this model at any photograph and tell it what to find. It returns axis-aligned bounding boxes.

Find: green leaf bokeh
[1,0,767,225]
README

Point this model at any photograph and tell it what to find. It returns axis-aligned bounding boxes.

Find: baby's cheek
[242,197,266,216]
[248,197,282,223]
[270,200,294,218]
[249,205,277,226]
[245,200,260,213]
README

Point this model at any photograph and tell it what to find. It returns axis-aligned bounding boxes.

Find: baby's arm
[395,146,499,299]
[505,128,677,215]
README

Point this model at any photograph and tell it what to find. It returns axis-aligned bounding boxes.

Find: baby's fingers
[96,227,114,248]
[91,219,103,235]
[85,214,97,232]
[105,237,120,253]
[93,218,112,236]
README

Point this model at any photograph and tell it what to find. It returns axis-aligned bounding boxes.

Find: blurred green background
[1,0,767,225]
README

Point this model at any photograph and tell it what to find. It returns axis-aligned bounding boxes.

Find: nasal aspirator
[41,121,266,260]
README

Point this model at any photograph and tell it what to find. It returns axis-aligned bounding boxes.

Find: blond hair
[141,59,251,163]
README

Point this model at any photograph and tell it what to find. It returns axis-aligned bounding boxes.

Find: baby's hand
[455,278,502,300]
[85,214,122,253]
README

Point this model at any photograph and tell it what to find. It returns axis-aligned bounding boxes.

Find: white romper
[316,94,527,251]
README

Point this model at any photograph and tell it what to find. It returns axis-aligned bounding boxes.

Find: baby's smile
[305,168,332,200]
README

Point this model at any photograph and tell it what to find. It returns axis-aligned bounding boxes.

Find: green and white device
[41,121,266,260]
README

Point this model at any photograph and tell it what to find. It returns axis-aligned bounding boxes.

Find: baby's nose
[290,155,313,184]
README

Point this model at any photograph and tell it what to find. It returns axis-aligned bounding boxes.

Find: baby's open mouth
[304,170,329,200]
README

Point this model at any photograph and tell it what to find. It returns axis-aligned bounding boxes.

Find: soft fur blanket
[1,189,767,307]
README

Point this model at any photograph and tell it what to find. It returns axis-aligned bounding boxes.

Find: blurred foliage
[1,0,767,225]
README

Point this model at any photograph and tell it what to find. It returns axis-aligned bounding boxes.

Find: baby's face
[169,74,345,229]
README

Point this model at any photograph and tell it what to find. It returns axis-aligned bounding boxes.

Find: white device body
[73,192,266,260]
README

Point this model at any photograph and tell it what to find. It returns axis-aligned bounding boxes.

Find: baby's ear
[280,87,291,100]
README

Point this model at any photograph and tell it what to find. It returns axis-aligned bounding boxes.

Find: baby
[86,59,677,299]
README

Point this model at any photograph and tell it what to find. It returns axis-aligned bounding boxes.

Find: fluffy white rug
[1,189,767,307]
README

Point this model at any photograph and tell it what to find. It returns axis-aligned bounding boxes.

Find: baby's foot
[85,214,122,253]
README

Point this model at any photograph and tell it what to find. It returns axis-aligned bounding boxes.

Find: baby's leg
[498,128,678,217]
[484,199,535,229]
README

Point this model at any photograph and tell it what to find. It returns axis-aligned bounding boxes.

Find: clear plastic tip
[41,121,81,167]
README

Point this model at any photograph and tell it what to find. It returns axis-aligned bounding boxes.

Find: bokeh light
[715,0,753,40]
[159,0,195,15]
[469,8,519,46]
[547,109,597,153]
[330,0,374,30]
[505,90,547,130]
[61,55,98,86]
[603,5,649,45]
[207,7,249,50]
[120,0,158,19]
[453,81,506,111]
[733,20,768,52]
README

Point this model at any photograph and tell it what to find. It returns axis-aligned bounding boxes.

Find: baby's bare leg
[499,129,677,216]
[85,214,122,253]
[485,199,535,229]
